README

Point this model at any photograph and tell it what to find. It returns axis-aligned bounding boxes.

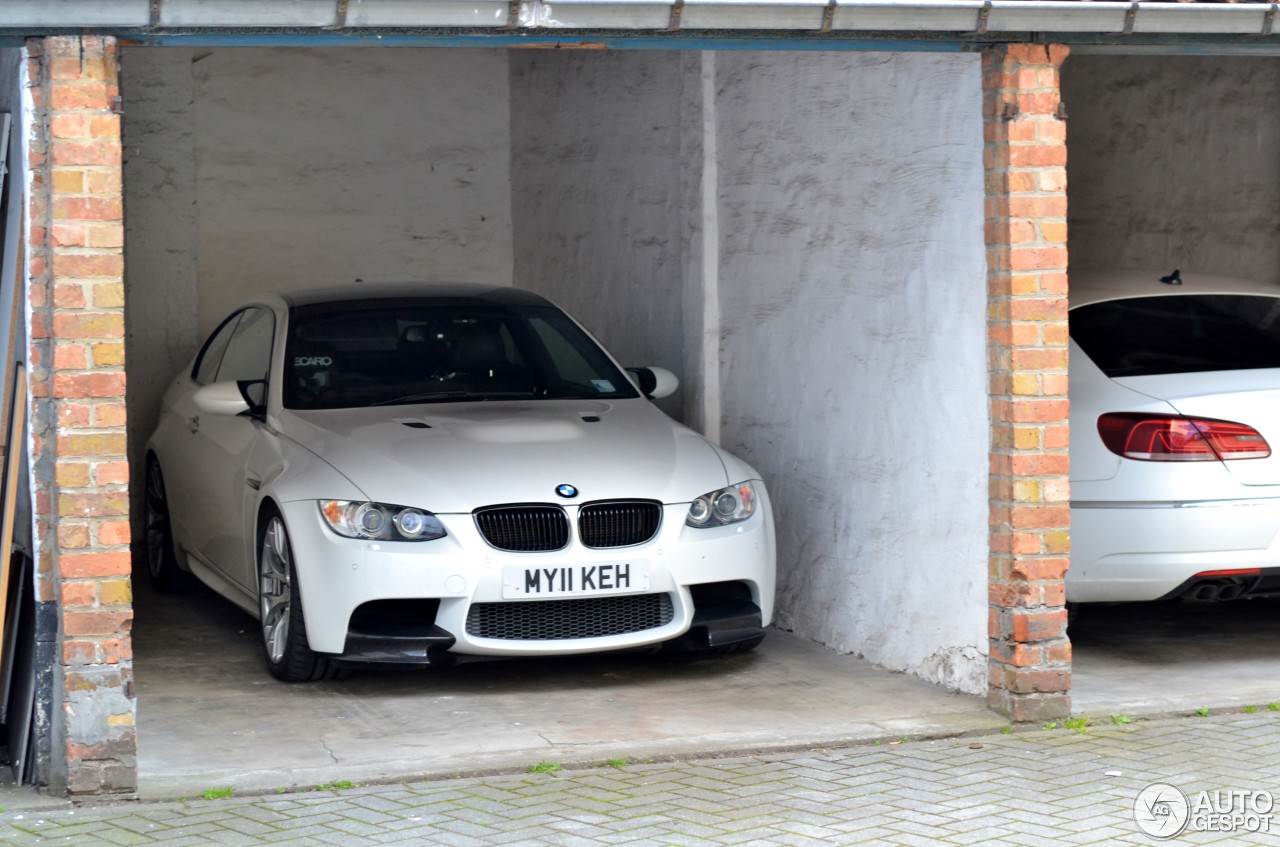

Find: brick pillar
[983,44,1072,723]
[28,36,136,794]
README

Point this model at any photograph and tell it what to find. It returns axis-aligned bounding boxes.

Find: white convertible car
[146,284,776,681]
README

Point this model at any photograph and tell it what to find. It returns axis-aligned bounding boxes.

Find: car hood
[276,399,733,512]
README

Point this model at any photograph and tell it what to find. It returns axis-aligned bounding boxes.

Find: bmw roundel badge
[556,484,578,499]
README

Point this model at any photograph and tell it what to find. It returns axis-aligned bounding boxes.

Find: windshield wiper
[371,391,471,406]
[371,390,535,407]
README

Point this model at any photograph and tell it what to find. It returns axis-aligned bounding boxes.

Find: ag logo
[1134,783,1190,839]
[294,356,333,367]
[555,484,578,499]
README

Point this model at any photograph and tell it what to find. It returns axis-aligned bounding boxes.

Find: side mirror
[626,367,679,400]
[193,379,264,417]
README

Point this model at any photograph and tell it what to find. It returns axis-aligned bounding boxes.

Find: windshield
[283,299,640,410]
[1071,294,1280,378]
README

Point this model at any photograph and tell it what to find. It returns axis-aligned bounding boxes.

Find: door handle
[188,415,199,433]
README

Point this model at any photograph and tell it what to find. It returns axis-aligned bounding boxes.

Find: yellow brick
[52,168,85,193]
[1010,374,1041,396]
[98,578,133,606]
[91,282,125,309]
[91,342,125,367]
[1013,427,1043,450]
[1013,480,1041,502]
[1044,531,1071,554]
[55,461,91,488]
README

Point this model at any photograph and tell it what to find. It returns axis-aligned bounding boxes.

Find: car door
[184,306,276,595]
[161,311,243,554]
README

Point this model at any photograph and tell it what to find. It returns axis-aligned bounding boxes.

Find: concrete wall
[510,51,989,692]
[714,52,988,693]
[510,51,690,422]
[121,46,513,491]
[1064,56,1280,283]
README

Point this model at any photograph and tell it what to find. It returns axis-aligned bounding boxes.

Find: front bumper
[279,490,776,659]
[1068,496,1280,602]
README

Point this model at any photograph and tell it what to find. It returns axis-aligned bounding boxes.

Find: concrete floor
[1070,596,1280,715]
[132,581,1000,799]
[133,580,1280,800]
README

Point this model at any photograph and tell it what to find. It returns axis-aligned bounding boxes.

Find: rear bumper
[1068,496,1280,602]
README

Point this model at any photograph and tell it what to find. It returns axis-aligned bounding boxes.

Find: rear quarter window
[1070,294,1280,377]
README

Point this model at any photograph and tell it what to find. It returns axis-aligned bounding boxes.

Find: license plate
[502,562,649,599]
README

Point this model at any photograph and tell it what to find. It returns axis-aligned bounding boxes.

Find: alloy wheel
[259,517,292,665]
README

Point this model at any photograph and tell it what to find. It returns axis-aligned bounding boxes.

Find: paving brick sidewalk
[2,712,1279,846]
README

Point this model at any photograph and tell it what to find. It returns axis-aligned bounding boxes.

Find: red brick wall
[28,35,136,794]
[983,44,1073,722]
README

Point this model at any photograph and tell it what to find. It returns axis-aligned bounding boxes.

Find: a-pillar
[27,35,136,794]
[983,43,1073,723]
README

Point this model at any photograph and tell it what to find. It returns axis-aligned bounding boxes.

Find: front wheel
[258,510,341,682]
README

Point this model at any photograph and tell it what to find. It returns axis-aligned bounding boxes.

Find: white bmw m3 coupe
[1069,270,1280,606]
[146,284,776,681]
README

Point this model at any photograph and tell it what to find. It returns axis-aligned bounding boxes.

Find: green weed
[605,758,627,769]
[201,787,234,800]
[999,726,1013,735]
[1064,716,1090,734]
[528,761,561,775]
[1041,722,1059,731]
[1196,707,1210,718]
[1109,714,1131,726]
[1244,705,1259,714]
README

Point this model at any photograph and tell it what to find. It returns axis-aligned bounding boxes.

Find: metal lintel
[1265,4,1277,36]
[1123,2,1138,36]
[148,0,162,29]
[507,0,522,29]
[110,31,977,52]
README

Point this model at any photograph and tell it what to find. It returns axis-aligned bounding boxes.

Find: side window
[192,313,243,386]
[216,308,276,386]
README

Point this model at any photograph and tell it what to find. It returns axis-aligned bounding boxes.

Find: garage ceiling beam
[4,0,1280,38]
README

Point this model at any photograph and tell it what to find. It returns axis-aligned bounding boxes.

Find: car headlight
[686,481,757,528]
[318,500,446,542]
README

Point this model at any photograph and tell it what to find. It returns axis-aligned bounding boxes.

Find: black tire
[257,508,342,682]
[144,458,197,593]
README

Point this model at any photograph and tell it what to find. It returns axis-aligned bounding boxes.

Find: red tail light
[1098,413,1271,462]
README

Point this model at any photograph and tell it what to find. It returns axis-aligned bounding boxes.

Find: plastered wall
[511,50,990,692]
[714,52,988,693]
[510,51,690,422]
[121,46,514,490]
[1064,56,1280,284]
